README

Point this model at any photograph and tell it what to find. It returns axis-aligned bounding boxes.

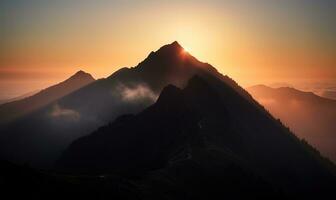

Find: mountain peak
[135,41,190,78]
[154,41,185,56]
[170,41,183,48]
[166,40,183,50]
[74,70,87,76]
[68,70,95,81]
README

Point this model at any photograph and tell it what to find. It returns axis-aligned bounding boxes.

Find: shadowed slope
[0,70,95,124]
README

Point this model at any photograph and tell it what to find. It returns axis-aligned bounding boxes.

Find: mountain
[0,70,95,124]
[0,41,252,168]
[0,90,39,105]
[1,41,336,198]
[57,76,336,198]
[247,85,336,162]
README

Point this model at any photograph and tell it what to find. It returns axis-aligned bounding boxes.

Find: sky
[1,0,336,99]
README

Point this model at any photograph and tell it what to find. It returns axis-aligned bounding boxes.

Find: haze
[1,0,336,99]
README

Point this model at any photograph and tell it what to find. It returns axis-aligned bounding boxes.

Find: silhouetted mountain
[58,83,199,172]
[1,42,336,199]
[0,42,253,168]
[0,70,95,124]
[58,76,335,198]
[247,85,336,162]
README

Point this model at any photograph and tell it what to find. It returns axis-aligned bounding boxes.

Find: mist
[114,83,158,103]
[248,85,336,162]
[50,103,80,121]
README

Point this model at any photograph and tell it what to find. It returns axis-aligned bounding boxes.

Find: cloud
[115,83,157,103]
[50,103,80,121]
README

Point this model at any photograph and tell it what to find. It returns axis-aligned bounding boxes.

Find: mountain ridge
[58,75,336,197]
[0,42,278,168]
[0,41,329,177]
[0,70,95,124]
[247,84,336,162]
[1,42,336,198]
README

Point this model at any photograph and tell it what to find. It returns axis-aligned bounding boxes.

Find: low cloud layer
[50,103,80,121]
[115,83,157,103]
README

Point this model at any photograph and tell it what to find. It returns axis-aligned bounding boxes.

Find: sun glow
[183,46,190,53]
[1,0,335,99]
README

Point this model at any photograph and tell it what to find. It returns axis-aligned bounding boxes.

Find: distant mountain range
[0,70,95,124]
[247,85,336,163]
[0,42,335,198]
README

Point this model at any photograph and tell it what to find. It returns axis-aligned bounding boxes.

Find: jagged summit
[68,70,95,81]
[167,40,184,50]
[171,40,181,46]
[141,41,187,63]
[74,70,87,76]
[158,41,184,51]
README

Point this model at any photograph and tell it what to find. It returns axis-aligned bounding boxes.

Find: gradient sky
[1,0,336,99]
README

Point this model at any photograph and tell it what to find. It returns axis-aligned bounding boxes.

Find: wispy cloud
[115,83,158,103]
[50,103,80,121]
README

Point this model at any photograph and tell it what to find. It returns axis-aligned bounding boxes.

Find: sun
[183,46,190,53]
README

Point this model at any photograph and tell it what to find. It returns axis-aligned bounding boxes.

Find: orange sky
[1,0,335,99]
